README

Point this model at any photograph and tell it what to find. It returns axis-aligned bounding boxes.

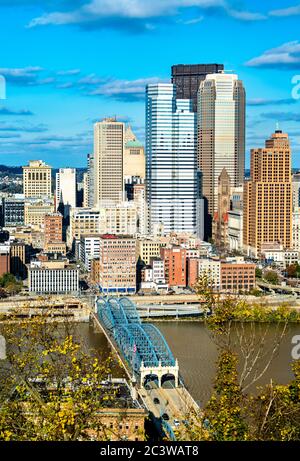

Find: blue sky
[0,0,300,168]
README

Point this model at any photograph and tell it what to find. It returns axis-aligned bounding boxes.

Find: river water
[78,321,300,406]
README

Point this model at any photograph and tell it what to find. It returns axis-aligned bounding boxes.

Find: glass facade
[146,83,203,236]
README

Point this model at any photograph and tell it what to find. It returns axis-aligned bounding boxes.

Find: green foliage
[263,270,279,285]
[204,351,249,441]
[286,263,300,279]
[255,268,262,279]
[0,317,142,441]
[0,273,22,294]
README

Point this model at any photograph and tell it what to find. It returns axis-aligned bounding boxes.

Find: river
[78,320,300,406]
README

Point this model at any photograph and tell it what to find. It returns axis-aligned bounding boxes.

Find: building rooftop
[125,139,143,149]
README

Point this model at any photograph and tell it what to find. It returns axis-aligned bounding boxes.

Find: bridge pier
[140,359,180,388]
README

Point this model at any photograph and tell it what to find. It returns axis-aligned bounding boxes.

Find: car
[173,419,180,427]
[153,397,160,404]
[161,413,169,421]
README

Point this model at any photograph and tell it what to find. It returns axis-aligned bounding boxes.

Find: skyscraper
[146,83,203,237]
[197,72,245,237]
[94,118,124,206]
[87,153,94,208]
[55,168,77,212]
[171,63,224,112]
[243,130,292,258]
[23,160,52,199]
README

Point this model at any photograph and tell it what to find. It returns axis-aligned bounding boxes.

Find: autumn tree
[0,315,142,441]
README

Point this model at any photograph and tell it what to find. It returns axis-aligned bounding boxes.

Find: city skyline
[0,1,300,167]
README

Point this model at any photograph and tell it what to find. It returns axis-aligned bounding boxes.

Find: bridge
[96,296,179,387]
[94,296,200,440]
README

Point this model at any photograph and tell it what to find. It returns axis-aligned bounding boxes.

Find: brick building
[160,246,187,287]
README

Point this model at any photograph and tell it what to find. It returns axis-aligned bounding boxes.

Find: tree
[176,277,300,441]
[263,270,279,285]
[255,268,262,279]
[0,273,22,295]
[286,263,300,279]
[0,315,143,441]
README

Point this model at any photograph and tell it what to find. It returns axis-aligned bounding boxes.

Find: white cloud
[88,76,168,101]
[245,41,300,69]
[27,0,265,29]
[270,4,300,17]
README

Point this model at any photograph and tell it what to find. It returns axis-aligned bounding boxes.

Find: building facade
[94,119,124,206]
[146,83,203,237]
[0,244,10,276]
[80,235,100,272]
[171,63,224,112]
[160,246,187,287]
[55,168,77,213]
[2,197,25,227]
[124,125,145,180]
[243,130,292,258]
[23,160,52,199]
[197,73,245,237]
[98,235,136,294]
[44,212,63,244]
[28,260,79,295]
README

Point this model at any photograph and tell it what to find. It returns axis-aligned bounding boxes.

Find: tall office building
[243,130,292,258]
[198,72,245,237]
[146,83,203,237]
[87,153,94,207]
[124,125,145,180]
[94,118,124,206]
[171,63,224,112]
[292,172,300,210]
[23,160,52,199]
[55,168,77,212]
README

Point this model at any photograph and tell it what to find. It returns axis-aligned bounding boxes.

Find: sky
[0,0,300,168]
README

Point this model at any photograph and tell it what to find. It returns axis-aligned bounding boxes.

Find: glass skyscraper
[146,83,203,237]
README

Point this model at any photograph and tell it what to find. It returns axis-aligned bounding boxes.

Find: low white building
[80,235,100,271]
[261,243,300,269]
[228,209,243,252]
[28,259,79,295]
[140,258,168,292]
[293,209,300,252]
[198,258,221,289]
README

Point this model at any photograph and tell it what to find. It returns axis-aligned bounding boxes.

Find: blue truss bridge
[96,296,176,376]
[94,296,200,441]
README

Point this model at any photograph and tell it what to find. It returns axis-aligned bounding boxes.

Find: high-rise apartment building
[94,119,124,206]
[171,63,224,112]
[198,73,245,237]
[44,213,63,244]
[23,160,52,199]
[55,168,77,214]
[146,83,203,236]
[98,235,136,294]
[160,246,187,287]
[243,130,292,258]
